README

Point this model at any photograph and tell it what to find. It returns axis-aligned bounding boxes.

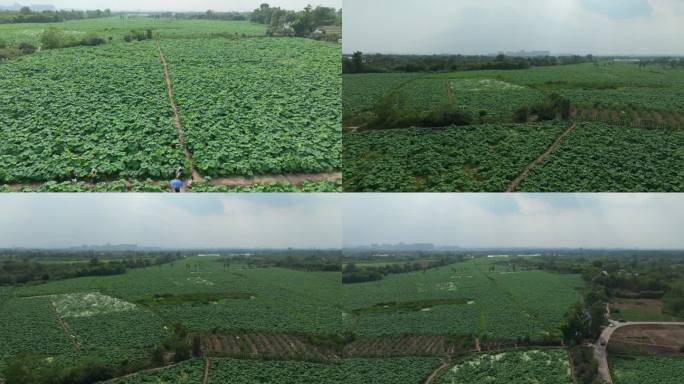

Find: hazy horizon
[0,0,341,12]
[343,194,684,249]
[0,194,341,249]
[343,0,684,56]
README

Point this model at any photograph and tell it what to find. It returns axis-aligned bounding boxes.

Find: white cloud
[343,0,684,55]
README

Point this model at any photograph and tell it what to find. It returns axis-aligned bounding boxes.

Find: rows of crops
[111,357,441,384]
[163,38,341,177]
[0,42,184,183]
[610,355,684,384]
[342,63,684,192]
[0,16,267,46]
[343,123,565,192]
[342,258,582,339]
[517,122,684,192]
[434,350,573,384]
[1,19,340,187]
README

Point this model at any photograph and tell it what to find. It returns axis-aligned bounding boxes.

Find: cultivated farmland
[0,16,341,192]
[343,62,684,192]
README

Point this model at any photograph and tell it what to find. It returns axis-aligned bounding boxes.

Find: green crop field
[0,16,267,46]
[343,62,684,192]
[0,256,340,378]
[434,349,573,384]
[162,38,341,177]
[110,356,441,384]
[0,17,341,190]
[342,258,583,339]
[610,355,684,384]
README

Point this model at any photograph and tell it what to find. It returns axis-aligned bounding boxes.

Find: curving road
[593,318,684,383]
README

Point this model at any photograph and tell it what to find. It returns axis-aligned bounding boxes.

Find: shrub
[80,34,106,46]
[41,28,72,49]
[0,38,6,49]
[18,42,36,54]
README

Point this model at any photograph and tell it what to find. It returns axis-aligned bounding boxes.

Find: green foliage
[610,355,684,384]
[433,350,573,384]
[343,123,565,192]
[162,38,341,177]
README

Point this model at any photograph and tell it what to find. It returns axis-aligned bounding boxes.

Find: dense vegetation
[342,51,596,74]
[0,250,182,284]
[251,3,341,39]
[610,355,684,384]
[343,61,684,192]
[0,15,341,189]
[433,349,573,384]
[0,7,112,24]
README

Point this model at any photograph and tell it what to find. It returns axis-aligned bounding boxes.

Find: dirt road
[506,122,577,192]
[423,360,451,384]
[594,320,684,383]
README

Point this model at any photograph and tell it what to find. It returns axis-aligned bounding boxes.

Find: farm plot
[110,357,440,384]
[0,42,185,183]
[162,38,341,178]
[342,258,582,340]
[14,256,342,336]
[342,73,419,122]
[0,17,267,46]
[610,355,684,384]
[433,349,573,384]
[343,122,565,192]
[517,122,684,192]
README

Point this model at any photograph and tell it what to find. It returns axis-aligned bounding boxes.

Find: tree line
[0,250,183,285]
[250,3,341,39]
[0,7,111,24]
[343,52,597,74]
[342,255,464,284]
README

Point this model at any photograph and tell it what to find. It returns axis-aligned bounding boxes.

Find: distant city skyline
[343,194,684,249]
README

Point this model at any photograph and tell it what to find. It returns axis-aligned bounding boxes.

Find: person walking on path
[175,166,183,180]
[89,168,98,185]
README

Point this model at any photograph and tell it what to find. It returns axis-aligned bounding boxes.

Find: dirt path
[202,358,211,384]
[50,301,81,352]
[594,319,684,384]
[423,360,451,384]
[506,123,577,192]
[156,40,203,184]
[446,80,455,104]
[209,171,341,188]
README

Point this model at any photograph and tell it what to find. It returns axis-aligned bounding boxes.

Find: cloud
[343,0,683,55]
[343,194,684,249]
[0,194,341,249]
[580,0,652,19]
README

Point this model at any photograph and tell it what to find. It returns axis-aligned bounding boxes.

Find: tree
[19,6,31,14]
[351,51,364,73]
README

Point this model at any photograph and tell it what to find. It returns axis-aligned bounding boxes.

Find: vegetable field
[433,350,573,384]
[342,258,583,339]
[343,62,684,192]
[0,256,341,379]
[0,17,341,190]
[610,355,684,384]
[163,38,341,177]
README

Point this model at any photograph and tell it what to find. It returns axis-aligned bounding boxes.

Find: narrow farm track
[208,171,342,188]
[423,360,451,384]
[202,358,211,384]
[506,123,577,192]
[156,40,203,184]
[50,301,81,352]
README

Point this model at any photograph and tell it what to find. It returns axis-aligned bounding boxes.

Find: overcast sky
[343,194,684,249]
[343,0,684,55]
[0,194,340,249]
[0,0,341,12]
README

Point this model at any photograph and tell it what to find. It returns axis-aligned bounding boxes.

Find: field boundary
[156,40,203,185]
[3,172,341,192]
[202,358,211,384]
[506,122,577,192]
[423,359,451,384]
[49,301,81,352]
